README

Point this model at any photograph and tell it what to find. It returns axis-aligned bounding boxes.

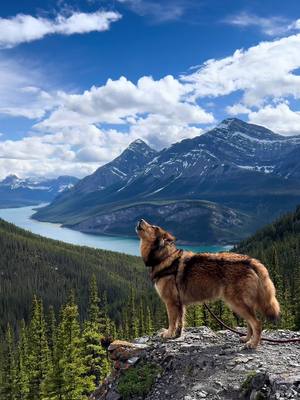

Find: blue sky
[0,0,300,178]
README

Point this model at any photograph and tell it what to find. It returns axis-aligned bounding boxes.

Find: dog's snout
[136,219,145,231]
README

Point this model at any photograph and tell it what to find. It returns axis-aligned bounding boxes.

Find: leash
[203,303,300,344]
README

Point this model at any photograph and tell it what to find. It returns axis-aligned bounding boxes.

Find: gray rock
[92,327,300,400]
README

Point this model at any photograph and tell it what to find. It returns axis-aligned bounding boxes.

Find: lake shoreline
[0,204,231,256]
[66,225,234,248]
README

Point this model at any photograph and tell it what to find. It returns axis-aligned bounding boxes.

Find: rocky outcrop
[92,327,300,400]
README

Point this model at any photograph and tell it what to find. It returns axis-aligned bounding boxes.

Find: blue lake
[0,205,230,256]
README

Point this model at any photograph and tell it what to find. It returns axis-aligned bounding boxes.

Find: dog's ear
[159,231,176,247]
[165,232,176,243]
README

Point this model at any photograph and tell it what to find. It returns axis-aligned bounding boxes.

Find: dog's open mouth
[136,221,143,232]
[136,219,146,232]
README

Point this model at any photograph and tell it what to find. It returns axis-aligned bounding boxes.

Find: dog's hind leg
[227,301,262,349]
[161,301,181,339]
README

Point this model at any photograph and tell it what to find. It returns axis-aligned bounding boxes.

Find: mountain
[75,139,157,194]
[34,119,300,244]
[0,174,79,208]
[33,139,158,223]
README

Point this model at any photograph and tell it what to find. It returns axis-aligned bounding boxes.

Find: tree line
[0,276,161,400]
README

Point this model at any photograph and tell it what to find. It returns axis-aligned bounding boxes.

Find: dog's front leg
[161,301,180,339]
[175,305,185,337]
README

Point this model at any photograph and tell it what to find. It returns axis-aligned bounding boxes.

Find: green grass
[117,362,162,399]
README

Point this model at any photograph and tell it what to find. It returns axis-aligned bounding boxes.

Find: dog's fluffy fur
[136,219,280,348]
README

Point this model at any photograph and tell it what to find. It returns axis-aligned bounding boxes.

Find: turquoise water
[0,205,230,256]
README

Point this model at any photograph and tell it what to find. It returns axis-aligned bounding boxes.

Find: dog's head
[136,219,176,266]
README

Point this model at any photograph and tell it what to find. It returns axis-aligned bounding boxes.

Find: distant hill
[34,119,300,244]
[0,175,79,208]
[0,218,159,333]
[234,205,300,328]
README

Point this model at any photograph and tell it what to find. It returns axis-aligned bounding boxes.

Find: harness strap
[151,256,181,282]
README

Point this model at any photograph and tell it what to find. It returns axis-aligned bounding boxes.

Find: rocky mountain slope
[34,119,300,244]
[94,327,300,400]
[0,174,78,208]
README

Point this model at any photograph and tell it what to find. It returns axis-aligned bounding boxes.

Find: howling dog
[136,219,280,349]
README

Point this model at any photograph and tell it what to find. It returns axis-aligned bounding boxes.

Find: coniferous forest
[0,205,300,398]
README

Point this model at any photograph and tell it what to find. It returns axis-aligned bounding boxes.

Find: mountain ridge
[33,118,300,244]
[0,174,79,208]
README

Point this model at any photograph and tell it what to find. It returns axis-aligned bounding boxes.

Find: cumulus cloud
[36,75,213,131]
[226,103,251,116]
[224,12,300,36]
[0,10,121,48]
[248,103,300,136]
[182,33,300,107]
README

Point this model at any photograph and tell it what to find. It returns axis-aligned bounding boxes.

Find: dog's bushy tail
[250,259,281,322]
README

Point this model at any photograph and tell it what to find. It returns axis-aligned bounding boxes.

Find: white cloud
[248,103,300,136]
[0,10,121,48]
[224,12,300,36]
[116,0,192,23]
[0,54,61,120]
[34,74,214,144]
[182,33,300,107]
[226,103,251,115]
[0,158,98,180]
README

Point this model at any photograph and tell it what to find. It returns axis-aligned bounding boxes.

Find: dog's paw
[244,339,258,349]
[240,335,250,343]
[160,329,174,339]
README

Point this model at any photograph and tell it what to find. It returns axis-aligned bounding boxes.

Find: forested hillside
[234,205,300,329]
[0,218,163,334]
[0,206,300,399]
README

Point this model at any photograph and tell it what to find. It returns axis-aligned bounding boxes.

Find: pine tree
[221,304,236,328]
[82,276,110,387]
[128,288,139,338]
[16,320,30,400]
[138,300,145,336]
[99,292,111,337]
[280,288,295,330]
[0,324,18,400]
[293,266,300,328]
[56,295,94,400]
[47,306,57,362]
[121,312,130,339]
[44,307,65,399]
[27,297,52,400]
[186,305,203,327]
[88,275,100,325]
[145,306,154,336]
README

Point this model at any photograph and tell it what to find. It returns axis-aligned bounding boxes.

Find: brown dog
[136,219,280,348]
